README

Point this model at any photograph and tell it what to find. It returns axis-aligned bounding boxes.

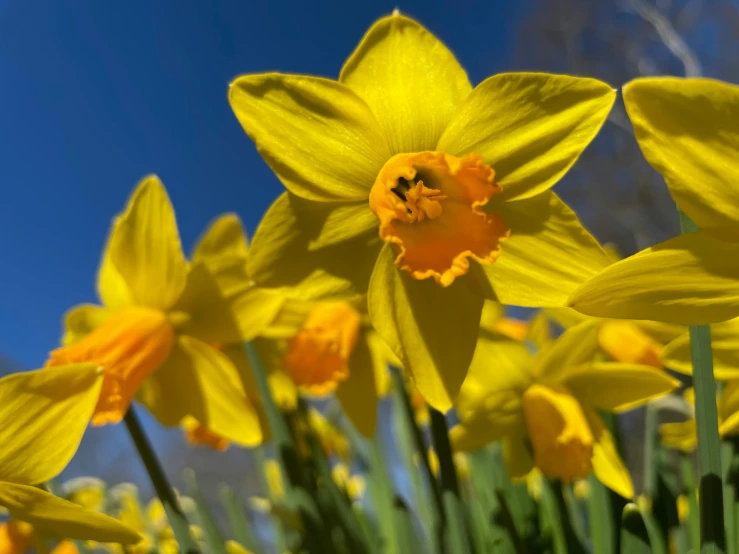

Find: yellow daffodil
[229,12,614,410]
[47,176,264,446]
[191,214,395,437]
[451,321,679,498]
[570,77,739,324]
[0,366,139,544]
[546,308,684,368]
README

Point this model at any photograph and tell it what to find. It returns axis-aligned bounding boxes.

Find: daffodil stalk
[123,408,200,554]
[428,408,472,553]
[678,212,726,554]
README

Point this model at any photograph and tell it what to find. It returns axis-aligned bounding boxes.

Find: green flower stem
[680,454,701,552]
[123,407,200,554]
[643,403,658,500]
[429,408,460,496]
[679,211,726,554]
[243,342,294,470]
[429,408,470,554]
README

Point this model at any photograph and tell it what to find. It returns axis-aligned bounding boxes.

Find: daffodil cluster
[9,9,739,554]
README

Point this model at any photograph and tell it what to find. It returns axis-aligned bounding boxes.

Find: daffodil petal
[366,330,396,395]
[0,482,140,544]
[662,319,739,379]
[720,411,739,438]
[139,337,263,447]
[544,308,590,329]
[569,230,739,325]
[229,74,389,202]
[563,363,679,413]
[249,193,381,300]
[108,176,188,310]
[190,213,286,339]
[340,13,471,154]
[336,333,381,437]
[624,77,739,233]
[532,320,601,381]
[636,321,686,345]
[451,334,531,452]
[172,263,249,344]
[228,287,287,342]
[438,73,615,201]
[219,344,271,441]
[61,304,112,346]
[192,213,251,297]
[97,222,133,310]
[660,420,697,452]
[720,381,739,420]
[586,411,634,499]
[368,243,483,411]
[484,192,611,307]
[503,435,535,480]
[193,213,250,261]
[0,364,103,485]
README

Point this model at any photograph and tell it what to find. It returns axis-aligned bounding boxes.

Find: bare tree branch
[627,0,702,76]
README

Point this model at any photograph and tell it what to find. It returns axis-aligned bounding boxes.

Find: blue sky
[0,0,527,369]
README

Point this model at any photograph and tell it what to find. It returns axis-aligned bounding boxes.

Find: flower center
[522,383,593,481]
[282,302,361,394]
[369,151,509,286]
[46,306,175,425]
[598,321,662,367]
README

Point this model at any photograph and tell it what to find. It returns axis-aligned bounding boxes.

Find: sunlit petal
[108,176,189,310]
[439,73,615,201]
[139,337,263,447]
[230,74,389,202]
[0,365,103,485]
[569,230,739,324]
[368,244,483,411]
[563,362,679,412]
[340,13,471,154]
[484,192,611,307]
[0,483,140,544]
[624,77,739,233]
[249,193,381,300]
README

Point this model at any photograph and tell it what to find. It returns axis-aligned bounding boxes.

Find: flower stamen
[369,151,509,286]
